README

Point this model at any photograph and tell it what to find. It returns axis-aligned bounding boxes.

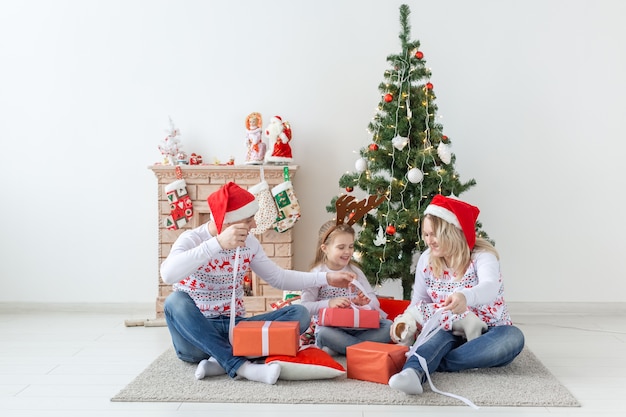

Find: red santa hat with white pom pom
[424,194,480,250]
[207,182,259,233]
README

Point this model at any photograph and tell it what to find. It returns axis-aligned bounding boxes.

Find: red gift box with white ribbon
[346,341,409,384]
[232,321,299,357]
[318,307,380,329]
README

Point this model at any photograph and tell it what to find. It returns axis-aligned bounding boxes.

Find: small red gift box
[318,307,380,329]
[346,341,409,384]
[232,321,299,357]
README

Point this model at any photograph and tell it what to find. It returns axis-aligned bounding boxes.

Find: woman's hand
[443,292,467,314]
[329,297,351,308]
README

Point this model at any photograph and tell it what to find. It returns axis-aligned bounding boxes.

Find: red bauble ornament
[368,143,379,151]
[386,225,396,235]
[426,82,434,90]
[441,135,448,142]
[345,186,354,192]
[384,93,393,103]
[415,51,424,59]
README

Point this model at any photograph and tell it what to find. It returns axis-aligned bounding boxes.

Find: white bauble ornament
[392,136,409,151]
[437,142,452,164]
[407,168,424,183]
[355,157,368,173]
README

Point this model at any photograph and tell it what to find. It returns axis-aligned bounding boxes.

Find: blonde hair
[310,220,359,270]
[423,214,499,280]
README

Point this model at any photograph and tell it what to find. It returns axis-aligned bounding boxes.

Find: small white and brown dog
[390,305,487,346]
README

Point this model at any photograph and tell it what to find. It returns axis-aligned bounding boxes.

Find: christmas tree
[327,4,491,300]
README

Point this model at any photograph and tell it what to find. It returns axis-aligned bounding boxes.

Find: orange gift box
[346,341,409,384]
[232,321,299,357]
[318,307,380,329]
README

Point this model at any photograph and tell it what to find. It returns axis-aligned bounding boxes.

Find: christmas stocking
[163,169,193,230]
[248,180,278,235]
[272,179,301,233]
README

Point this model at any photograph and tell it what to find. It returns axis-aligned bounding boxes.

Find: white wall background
[1,0,624,304]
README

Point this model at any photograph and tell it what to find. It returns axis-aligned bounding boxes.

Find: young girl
[300,221,392,355]
[388,194,525,395]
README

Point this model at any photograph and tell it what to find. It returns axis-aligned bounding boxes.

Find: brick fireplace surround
[145,164,299,326]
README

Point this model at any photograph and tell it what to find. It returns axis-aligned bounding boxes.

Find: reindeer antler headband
[321,194,386,244]
[335,194,386,226]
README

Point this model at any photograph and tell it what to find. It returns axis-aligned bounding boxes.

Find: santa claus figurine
[264,115,293,164]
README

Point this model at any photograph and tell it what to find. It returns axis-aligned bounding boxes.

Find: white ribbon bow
[406,308,479,409]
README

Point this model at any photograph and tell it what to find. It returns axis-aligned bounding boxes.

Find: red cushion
[378,298,410,320]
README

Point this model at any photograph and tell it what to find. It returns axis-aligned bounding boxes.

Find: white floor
[0,302,624,417]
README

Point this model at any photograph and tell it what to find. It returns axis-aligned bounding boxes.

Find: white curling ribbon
[320,308,329,325]
[406,308,479,409]
[261,321,271,356]
[348,279,387,319]
[228,247,242,346]
[351,304,360,327]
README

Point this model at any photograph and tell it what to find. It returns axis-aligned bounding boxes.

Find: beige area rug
[111,347,579,407]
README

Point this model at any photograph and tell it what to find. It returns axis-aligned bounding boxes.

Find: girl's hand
[329,297,351,308]
[351,291,370,306]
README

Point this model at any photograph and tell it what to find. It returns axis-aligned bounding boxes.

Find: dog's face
[390,314,420,346]
[391,321,408,343]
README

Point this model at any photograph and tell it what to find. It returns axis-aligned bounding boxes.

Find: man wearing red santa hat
[160,182,355,385]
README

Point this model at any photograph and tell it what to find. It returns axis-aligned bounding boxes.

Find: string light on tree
[325,4,491,299]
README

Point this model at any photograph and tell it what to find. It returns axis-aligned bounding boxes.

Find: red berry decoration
[441,135,448,142]
[368,143,379,151]
[384,93,393,103]
[345,186,354,192]
[415,51,424,59]
[426,82,434,90]
[386,225,396,235]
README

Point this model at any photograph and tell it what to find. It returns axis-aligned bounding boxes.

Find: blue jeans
[163,291,311,378]
[403,325,525,383]
[316,319,393,355]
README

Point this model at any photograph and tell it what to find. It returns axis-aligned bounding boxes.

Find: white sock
[389,368,423,395]
[236,361,281,385]
[195,357,226,380]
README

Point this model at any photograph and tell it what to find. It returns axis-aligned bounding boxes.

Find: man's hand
[325,271,356,288]
[443,292,467,314]
[216,224,250,250]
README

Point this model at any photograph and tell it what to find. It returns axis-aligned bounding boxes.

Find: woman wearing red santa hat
[388,194,525,395]
[160,182,355,385]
